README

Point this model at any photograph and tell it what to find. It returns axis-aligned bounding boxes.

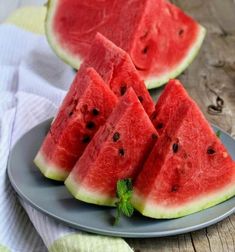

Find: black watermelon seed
[138,96,143,103]
[120,85,127,96]
[207,147,216,155]
[172,143,179,153]
[82,135,90,143]
[119,148,125,156]
[68,111,73,117]
[171,185,179,192]
[156,123,163,129]
[152,133,158,140]
[92,108,99,116]
[142,46,149,54]
[86,121,95,129]
[113,132,120,142]
[178,29,184,36]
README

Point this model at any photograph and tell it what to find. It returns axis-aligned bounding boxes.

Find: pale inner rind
[132,177,235,219]
[65,173,116,207]
[34,151,69,181]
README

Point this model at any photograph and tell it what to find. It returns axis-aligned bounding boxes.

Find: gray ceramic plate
[7,119,235,238]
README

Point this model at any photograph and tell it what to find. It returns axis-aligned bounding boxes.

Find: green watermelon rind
[34,151,69,181]
[131,180,235,219]
[45,0,82,69]
[65,174,116,207]
[145,25,206,89]
[45,0,206,89]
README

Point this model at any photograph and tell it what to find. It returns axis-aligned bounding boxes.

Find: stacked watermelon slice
[33,0,235,220]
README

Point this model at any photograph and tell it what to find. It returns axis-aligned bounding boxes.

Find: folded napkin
[0,7,133,252]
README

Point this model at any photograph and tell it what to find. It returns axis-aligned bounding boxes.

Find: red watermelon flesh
[34,67,117,181]
[151,79,191,135]
[65,88,158,206]
[82,33,155,116]
[132,82,235,219]
[46,0,205,88]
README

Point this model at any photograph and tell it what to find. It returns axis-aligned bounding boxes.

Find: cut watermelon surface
[82,33,155,116]
[151,79,191,135]
[34,67,117,181]
[46,0,205,88]
[65,88,158,206]
[132,81,235,219]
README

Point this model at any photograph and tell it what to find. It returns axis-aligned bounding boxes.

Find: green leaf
[113,178,134,225]
[216,130,221,138]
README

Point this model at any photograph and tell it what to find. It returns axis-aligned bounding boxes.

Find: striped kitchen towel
[0,7,133,252]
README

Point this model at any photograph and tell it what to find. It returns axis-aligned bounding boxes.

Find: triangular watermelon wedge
[151,79,191,135]
[34,67,117,181]
[65,88,158,206]
[82,33,155,116]
[46,0,205,88]
[132,80,235,218]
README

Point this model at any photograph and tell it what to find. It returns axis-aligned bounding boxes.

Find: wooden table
[1,0,235,251]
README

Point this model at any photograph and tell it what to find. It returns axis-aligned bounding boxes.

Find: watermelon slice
[46,0,206,88]
[34,67,117,181]
[82,33,155,116]
[65,88,158,206]
[132,81,235,219]
[151,79,191,135]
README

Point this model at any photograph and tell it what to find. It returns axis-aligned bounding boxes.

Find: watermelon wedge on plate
[45,0,206,88]
[34,67,117,181]
[65,88,158,206]
[82,33,155,116]
[132,80,235,219]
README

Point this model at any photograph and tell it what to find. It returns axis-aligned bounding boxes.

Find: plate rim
[7,119,235,238]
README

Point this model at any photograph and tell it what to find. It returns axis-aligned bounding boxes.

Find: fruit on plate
[34,67,117,181]
[82,33,155,116]
[65,88,158,206]
[45,0,206,88]
[151,79,190,135]
[132,80,235,218]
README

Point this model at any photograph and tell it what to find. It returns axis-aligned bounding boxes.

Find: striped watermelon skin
[132,80,235,219]
[34,67,117,181]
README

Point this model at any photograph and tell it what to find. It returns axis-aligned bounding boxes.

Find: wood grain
[129,0,235,251]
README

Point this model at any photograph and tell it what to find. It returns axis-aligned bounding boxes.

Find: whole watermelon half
[45,0,206,88]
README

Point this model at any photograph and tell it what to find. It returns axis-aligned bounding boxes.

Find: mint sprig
[216,130,221,138]
[113,179,134,225]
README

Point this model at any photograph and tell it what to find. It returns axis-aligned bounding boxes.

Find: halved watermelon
[46,0,206,88]
[82,33,154,116]
[34,67,117,181]
[132,81,235,218]
[65,88,158,206]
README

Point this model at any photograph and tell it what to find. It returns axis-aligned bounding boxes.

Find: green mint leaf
[216,130,221,138]
[113,178,134,225]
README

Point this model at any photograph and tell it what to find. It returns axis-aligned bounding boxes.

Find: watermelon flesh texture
[151,79,191,135]
[82,33,155,116]
[65,88,158,206]
[34,67,117,181]
[46,0,205,88]
[132,81,235,218]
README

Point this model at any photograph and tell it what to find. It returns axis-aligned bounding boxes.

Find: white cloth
[0,24,133,252]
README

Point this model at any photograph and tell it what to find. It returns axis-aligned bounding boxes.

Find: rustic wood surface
[1,0,235,251]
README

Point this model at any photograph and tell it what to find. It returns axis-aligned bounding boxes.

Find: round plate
[8,119,235,238]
